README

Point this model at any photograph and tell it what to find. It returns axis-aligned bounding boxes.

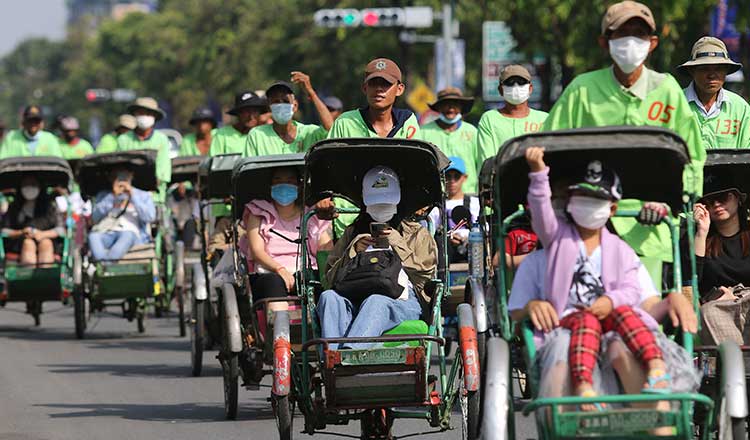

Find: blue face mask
[270,103,294,124]
[271,183,298,206]
[438,113,462,125]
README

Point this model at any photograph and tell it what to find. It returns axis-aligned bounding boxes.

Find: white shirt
[428,196,480,240]
[685,81,725,119]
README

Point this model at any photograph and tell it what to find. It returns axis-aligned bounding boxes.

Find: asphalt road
[0,301,534,440]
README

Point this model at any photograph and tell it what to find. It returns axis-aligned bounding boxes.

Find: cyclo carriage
[169,154,204,338]
[189,153,243,378]
[72,149,176,337]
[477,126,748,440]
[0,156,75,326]
[235,138,482,439]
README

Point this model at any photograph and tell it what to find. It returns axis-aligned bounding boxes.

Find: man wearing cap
[324,96,344,121]
[97,114,136,153]
[116,97,172,188]
[58,116,94,159]
[477,65,548,165]
[327,58,420,140]
[679,36,750,149]
[210,90,268,156]
[0,106,62,159]
[543,1,704,195]
[244,72,332,156]
[418,88,479,194]
[180,106,217,156]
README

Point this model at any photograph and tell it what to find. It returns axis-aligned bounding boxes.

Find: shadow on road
[34,400,274,423]
[40,362,223,379]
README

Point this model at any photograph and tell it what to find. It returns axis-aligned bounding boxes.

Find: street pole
[442,2,453,89]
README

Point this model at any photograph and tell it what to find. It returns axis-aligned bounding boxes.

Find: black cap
[568,160,623,201]
[22,105,43,121]
[189,106,217,126]
[265,81,294,97]
[700,172,748,204]
[227,91,268,115]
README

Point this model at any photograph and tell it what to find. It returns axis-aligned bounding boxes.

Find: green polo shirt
[417,120,479,193]
[245,122,326,156]
[209,125,247,156]
[327,108,420,237]
[180,129,216,156]
[117,130,171,203]
[544,66,705,267]
[60,138,95,159]
[476,108,548,166]
[684,83,750,149]
[96,133,119,153]
[0,130,63,159]
[327,109,420,140]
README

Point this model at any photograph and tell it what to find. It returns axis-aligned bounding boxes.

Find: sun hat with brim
[227,90,268,116]
[428,87,475,114]
[117,114,137,130]
[677,36,742,75]
[699,172,748,204]
[127,97,166,121]
[568,160,623,201]
[189,106,217,127]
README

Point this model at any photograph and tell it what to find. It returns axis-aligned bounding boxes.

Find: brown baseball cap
[499,65,531,83]
[22,105,43,121]
[364,58,402,85]
[601,1,656,35]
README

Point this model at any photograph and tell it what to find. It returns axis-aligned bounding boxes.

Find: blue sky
[0,0,67,56]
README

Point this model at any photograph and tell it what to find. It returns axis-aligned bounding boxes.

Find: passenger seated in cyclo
[1,176,65,266]
[692,172,750,346]
[511,147,700,412]
[88,168,156,261]
[317,166,437,349]
[167,182,199,250]
[427,156,479,264]
[240,166,332,315]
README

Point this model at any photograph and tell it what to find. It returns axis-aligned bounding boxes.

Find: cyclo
[0,156,75,326]
[72,149,176,337]
[214,153,309,421]
[478,127,747,440]
[190,153,243,378]
[169,154,204,338]
[256,138,482,439]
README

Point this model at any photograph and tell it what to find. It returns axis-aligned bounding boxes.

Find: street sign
[435,38,465,91]
[406,83,436,115]
[482,21,543,103]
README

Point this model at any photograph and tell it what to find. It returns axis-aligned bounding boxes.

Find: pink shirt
[241,199,330,273]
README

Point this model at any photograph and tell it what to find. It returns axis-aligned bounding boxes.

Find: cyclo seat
[104,242,156,265]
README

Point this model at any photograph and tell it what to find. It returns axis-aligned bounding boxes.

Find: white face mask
[502,84,531,105]
[566,195,612,230]
[608,36,651,74]
[135,115,155,130]
[21,185,40,201]
[366,203,398,222]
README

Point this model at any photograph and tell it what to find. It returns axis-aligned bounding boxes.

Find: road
[0,301,534,440]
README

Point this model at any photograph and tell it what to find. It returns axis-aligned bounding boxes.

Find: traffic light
[85,88,110,103]
[361,8,405,27]
[313,9,360,28]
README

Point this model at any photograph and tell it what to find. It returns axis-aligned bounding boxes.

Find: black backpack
[333,249,404,303]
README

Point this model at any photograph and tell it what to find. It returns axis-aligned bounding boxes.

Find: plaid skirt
[700,289,750,346]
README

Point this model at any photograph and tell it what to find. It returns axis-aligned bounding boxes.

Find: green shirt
[60,138,95,159]
[209,125,247,156]
[327,109,421,140]
[684,84,750,149]
[0,130,62,159]
[245,122,326,156]
[96,133,119,153]
[544,66,705,265]
[116,130,171,185]
[417,120,479,193]
[543,66,705,195]
[180,129,216,156]
[327,108,421,237]
[476,108,548,168]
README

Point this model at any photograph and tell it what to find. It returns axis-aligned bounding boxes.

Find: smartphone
[370,222,388,238]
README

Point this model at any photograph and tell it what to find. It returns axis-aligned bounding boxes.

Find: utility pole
[441,2,454,89]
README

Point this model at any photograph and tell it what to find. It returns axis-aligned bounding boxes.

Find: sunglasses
[702,191,735,205]
[502,78,530,87]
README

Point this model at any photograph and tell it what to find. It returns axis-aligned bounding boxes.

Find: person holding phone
[317,166,437,349]
[88,168,155,261]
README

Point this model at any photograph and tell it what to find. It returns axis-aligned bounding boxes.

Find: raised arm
[291,71,334,131]
[525,147,559,247]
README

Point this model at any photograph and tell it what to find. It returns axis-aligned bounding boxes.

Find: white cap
[362,165,401,206]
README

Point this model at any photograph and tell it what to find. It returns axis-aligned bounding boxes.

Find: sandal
[642,369,672,394]
[579,389,607,412]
